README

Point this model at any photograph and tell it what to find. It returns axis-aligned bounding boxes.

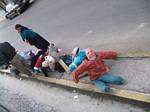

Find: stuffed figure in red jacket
[72,48,125,92]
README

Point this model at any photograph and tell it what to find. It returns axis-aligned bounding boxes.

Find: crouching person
[0,42,32,76]
[72,48,125,93]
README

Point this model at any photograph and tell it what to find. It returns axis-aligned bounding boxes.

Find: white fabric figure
[42,55,55,71]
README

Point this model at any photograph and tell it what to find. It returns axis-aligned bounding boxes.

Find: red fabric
[34,56,41,68]
[72,51,117,82]
[56,48,59,53]
[27,39,32,45]
[45,51,48,56]
[34,52,48,68]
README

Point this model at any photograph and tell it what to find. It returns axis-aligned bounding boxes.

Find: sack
[55,62,65,72]
[60,55,72,66]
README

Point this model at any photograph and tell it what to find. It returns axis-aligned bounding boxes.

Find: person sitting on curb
[72,48,125,92]
[0,42,33,76]
[69,47,86,72]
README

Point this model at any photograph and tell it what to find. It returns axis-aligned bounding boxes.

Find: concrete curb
[0,69,150,103]
[37,76,150,103]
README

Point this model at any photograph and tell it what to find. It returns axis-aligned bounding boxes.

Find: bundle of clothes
[19,45,64,77]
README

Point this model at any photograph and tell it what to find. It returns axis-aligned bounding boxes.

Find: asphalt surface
[0,0,150,53]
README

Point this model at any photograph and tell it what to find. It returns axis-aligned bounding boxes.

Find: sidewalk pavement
[78,58,150,93]
[61,57,150,93]
[58,56,150,94]
[108,58,150,93]
[76,53,150,93]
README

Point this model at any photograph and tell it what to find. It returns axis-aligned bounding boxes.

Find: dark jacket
[20,27,50,52]
[0,42,16,66]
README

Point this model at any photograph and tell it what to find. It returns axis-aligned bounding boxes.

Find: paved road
[0,74,149,112]
[0,0,150,53]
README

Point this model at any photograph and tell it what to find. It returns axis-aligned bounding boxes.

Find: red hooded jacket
[72,51,117,82]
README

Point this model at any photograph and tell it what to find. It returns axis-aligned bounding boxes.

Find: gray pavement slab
[105,58,150,93]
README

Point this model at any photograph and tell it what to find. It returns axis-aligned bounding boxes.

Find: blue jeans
[92,72,124,92]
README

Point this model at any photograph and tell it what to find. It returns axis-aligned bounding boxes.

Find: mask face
[86,48,96,60]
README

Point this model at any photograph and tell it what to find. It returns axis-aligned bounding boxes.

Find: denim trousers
[92,72,124,92]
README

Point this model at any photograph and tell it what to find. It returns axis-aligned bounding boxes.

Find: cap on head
[72,47,79,56]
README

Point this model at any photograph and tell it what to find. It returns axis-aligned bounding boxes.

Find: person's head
[15,24,22,33]
[85,48,96,60]
[72,47,79,57]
